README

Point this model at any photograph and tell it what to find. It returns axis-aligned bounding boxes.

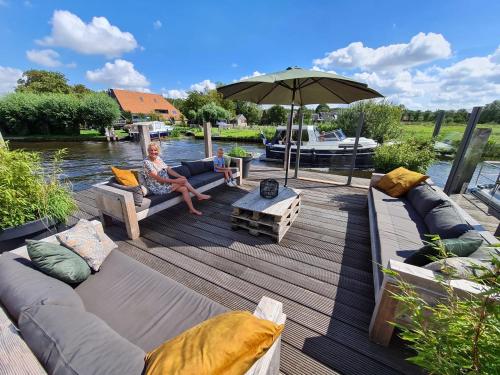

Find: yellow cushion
[376,167,428,197]
[111,166,139,186]
[144,311,284,375]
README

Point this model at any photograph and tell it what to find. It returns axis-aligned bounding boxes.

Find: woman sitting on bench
[143,142,210,216]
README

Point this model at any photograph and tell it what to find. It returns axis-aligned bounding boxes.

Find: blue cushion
[168,165,191,178]
[182,161,212,175]
[406,183,445,218]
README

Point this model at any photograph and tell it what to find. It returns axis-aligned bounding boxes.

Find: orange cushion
[111,166,139,187]
[144,311,284,375]
[376,167,428,197]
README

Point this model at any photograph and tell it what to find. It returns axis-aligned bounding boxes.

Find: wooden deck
[71,166,419,375]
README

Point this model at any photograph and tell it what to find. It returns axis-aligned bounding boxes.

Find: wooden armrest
[245,296,286,375]
[370,173,384,187]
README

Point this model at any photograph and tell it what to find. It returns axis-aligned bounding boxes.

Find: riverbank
[4,129,129,142]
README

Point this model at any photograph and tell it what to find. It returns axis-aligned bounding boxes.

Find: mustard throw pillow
[111,166,139,186]
[376,167,428,197]
[144,311,284,375]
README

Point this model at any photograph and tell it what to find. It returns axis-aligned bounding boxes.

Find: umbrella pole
[294,109,304,178]
[284,83,297,187]
[347,112,364,185]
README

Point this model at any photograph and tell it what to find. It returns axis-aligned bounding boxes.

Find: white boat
[127,121,173,138]
[261,125,378,168]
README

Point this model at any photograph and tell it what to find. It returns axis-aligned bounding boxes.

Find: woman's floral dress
[143,157,172,194]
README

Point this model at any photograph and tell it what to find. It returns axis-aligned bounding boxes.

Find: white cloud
[153,20,162,30]
[0,0,7,6]
[163,89,188,99]
[313,32,451,72]
[231,63,238,68]
[37,10,138,58]
[26,49,62,67]
[189,79,216,92]
[86,59,149,91]
[0,66,23,95]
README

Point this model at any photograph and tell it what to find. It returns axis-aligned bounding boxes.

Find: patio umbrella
[217,67,384,186]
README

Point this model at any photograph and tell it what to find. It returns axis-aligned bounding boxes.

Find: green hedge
[374,139,435,173]
[0,92,120,136]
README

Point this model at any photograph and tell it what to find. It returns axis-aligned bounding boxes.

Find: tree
[16,70,72,94]
[479,100,500,124]
[266,105,288,125]
[197,102,230,125]
[235,101,262,125]
[79,93,121,134]
[315,103,330,113]
[298,106,313,123]
[72,84,92,95]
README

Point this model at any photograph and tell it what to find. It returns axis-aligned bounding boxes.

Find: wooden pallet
[231,191,301,242]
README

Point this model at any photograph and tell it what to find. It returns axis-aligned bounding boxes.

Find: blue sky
[0,0,499,109]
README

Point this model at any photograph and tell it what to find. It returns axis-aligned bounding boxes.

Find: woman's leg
[172,181,210,201]
[172,185,202,215]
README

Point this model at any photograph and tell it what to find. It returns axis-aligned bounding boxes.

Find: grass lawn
[5,129,129,141]
[80,129,128,138]
[192,126,275,141]
[400,122,500,143]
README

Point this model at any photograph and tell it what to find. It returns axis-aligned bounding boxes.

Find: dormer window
[139,97,144,102]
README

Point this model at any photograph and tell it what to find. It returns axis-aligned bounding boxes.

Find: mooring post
[432,111,445,138]
[347,112,364,185]
[443,106,483,195]
[137,123,151,159]
[0,130,5,148]
[203,122,213,158]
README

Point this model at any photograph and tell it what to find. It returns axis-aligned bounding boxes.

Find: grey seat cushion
[424,201,470,239]
[19,304,145,375]
[406,183,445,218]
[135,191,180,212]
[370,188,428,286]
[0,252,84,322]
[75,250,228,352]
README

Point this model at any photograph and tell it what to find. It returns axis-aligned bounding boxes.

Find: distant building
[312,111,338,122]
[232,114,247,126]
[108,89,183,123]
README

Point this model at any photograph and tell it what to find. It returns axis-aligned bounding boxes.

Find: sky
[0,0,499,110]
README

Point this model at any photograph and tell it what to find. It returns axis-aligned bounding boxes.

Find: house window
[155,109,169,114]
[173,110,177,115]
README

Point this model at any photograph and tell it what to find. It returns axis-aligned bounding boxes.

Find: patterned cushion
[57,219,113,271]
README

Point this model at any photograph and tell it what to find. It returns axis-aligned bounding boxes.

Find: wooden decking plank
[151,208,375,293]
[140,219,374,317]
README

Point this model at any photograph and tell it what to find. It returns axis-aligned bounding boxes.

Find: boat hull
[265,145,375,169]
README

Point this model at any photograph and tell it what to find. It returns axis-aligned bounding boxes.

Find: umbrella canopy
[217,67,384,186]
[217,67,383,105]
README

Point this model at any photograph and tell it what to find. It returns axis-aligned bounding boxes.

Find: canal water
[9,139,497,191]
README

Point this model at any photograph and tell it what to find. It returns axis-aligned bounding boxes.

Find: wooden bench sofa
[367,173,498,346]
[0,220,286,375]
[93,158,242,239]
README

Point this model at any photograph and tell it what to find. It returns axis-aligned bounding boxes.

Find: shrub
[228,146,250,158]
[79,93,121,134]
[0,145,76,229]
[38,94,80,135]
[373,139,435,173]
[336,100,403,143]
[386,253,500,374]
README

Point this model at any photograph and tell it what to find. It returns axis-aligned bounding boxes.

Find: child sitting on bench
[214,147,236,187]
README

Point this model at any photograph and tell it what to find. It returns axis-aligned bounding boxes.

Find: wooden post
[432,111,445,138]
[203,122,213,158]
[137,123,151,159]
[444,107,483,195]
[347,112,364,185]
[105,127,111,142]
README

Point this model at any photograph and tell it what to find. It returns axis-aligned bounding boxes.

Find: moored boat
[261,125,378,168]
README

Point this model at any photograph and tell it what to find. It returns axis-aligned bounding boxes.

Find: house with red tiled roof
[109,89,183,122]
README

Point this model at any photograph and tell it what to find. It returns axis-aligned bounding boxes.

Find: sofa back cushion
[168,165,191,179]
[27,240,91,284]
[0,252,84,322]
[424,201,470,239]
[406,183,445,218]
[19,305,145,375]
[182,160,212,176]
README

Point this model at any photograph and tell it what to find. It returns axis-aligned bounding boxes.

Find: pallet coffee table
[231,186,302,242]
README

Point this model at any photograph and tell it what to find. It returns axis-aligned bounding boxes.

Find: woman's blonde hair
[147,142,161,152]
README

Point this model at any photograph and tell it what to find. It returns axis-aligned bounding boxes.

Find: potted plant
[0,145,77,251]
[228,146,253,178]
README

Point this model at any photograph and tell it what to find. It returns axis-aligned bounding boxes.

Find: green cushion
[27,240,91,284]
[404,238,483,266]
